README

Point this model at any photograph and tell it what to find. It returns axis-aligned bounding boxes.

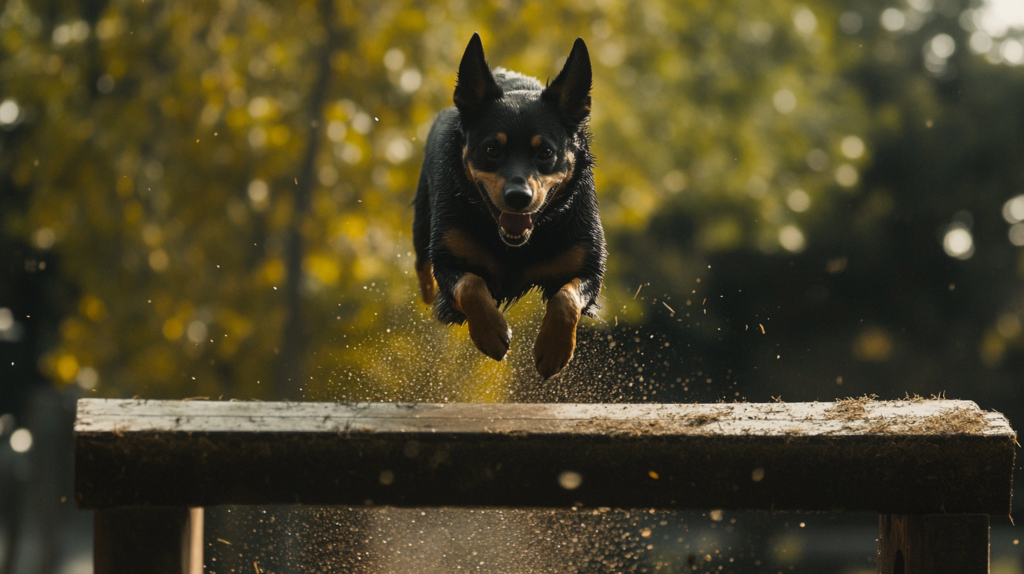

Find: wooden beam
[75,399,1015,513]
[878,514,989,574]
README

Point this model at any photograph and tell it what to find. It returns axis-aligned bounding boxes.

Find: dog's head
[454,34,592,247]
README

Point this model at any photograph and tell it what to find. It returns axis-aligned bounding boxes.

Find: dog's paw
[468,311,511,361]
[534,318,576,379]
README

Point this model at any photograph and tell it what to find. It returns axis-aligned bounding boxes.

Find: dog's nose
[503,183,533,211]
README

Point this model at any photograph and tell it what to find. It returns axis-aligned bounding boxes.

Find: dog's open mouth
[499,212,533,246]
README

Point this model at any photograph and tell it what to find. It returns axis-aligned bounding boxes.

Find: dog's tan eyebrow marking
[531,135,543,147]
[497,133,507,145]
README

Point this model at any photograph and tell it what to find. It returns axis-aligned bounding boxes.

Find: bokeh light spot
[786,190,811,212]
[248,97,272,119]
[33,227,56,249]
[880,9,906,32]
[383,48,405,71]
[662,170,687,193]
[76,366,99,390]
[773,89,796,114]
[806,149,829,172]
[187,320,208,343]
[793,8,818,35]
[399,69,422,93]
[834,164,859,188]
[840,135,865,159]
[854,327,893,361]
[1002,195,1024,223]
[1008,222,1024,246]
[779,225,806,253]
[558,471,582,490]
[839,11,863,34]
[10,428,32,453]
[326,121,347,142]
[969,31,994,54]
[930,34,956,58]
[149,249,170,271]
[0,99,20,125]
[942,227,974,259]
[1002,40,1024,65]
[248,179,270,211]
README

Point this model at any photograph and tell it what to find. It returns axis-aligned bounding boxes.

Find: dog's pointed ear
[454,33,502,122]
[542,38,592,125]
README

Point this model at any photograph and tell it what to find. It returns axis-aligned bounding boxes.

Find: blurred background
[1,0,1023,571]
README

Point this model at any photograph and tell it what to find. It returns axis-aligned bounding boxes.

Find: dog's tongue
[499,212,532,236]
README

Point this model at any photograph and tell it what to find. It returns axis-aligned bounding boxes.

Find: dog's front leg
[534,278,585,379]
[454,272,511,361]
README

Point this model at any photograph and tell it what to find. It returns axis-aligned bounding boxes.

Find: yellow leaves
[216,308,255,357]
[225,108,249,129]
[618,186,657,224]
[148,249,170,272]
[61,318,86,341]
[267,124,290,147]
[95,16,120,41]
[394,9,428,31]
[353,256,384,281]
[162,317,185,340]
[80,295,108,321]
[141,224,163,247]
[336,214,367,240]
[260,257,286,285]
[304,253,341,286]
[55,354,80,385]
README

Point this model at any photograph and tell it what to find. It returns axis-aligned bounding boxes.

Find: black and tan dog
[413,33,606,378]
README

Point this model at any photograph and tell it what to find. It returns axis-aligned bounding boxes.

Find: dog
[412,33,606,379]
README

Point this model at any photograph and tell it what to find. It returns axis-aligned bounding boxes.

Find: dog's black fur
[412,34,607,378]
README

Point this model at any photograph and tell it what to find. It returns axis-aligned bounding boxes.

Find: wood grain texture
[75,399,1015,513]
[878,514,989,574]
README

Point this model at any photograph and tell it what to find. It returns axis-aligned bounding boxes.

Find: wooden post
[94,506,203,574]
[878,514,989,574]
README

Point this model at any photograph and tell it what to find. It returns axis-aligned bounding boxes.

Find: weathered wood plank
[75,399,1015,513]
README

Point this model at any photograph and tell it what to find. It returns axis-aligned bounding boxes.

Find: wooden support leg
[878,514,989,574]
[95,506,203,574]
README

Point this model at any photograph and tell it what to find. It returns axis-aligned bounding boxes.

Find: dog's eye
[485,146,501,158]
[539,148,554,160]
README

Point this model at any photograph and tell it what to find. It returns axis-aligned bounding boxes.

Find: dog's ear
[542,38,592,125]
[454,33,502,123]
